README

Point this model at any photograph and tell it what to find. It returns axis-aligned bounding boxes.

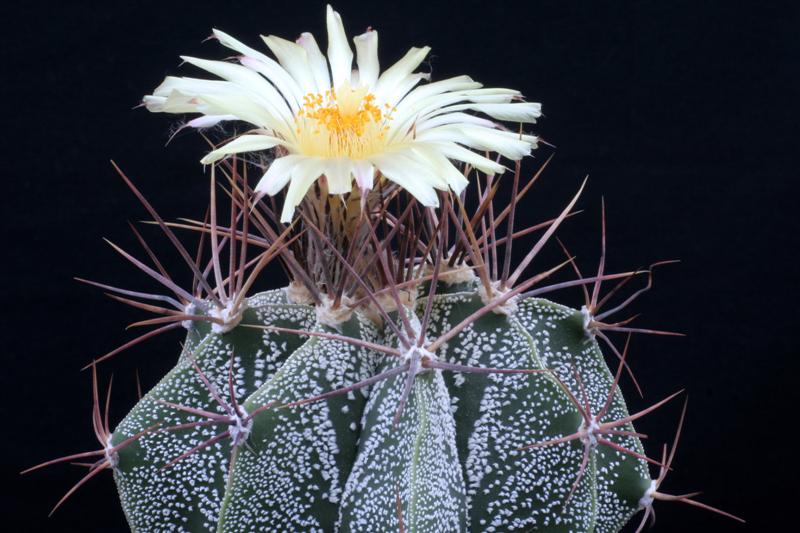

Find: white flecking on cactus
[23,5,744,533]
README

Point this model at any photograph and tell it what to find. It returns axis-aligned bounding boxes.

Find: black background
[1,1,797,531]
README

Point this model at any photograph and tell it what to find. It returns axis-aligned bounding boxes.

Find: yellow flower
[144,5,541,222]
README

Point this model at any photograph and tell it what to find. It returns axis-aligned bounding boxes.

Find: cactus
[24,5,744,532]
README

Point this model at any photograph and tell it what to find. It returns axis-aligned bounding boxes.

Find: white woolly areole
[397,313,434,375]
[638,479,657,509]
[286,281,314,305]
[579,418,601,449]
[437,264,476,286]
[210,300,245,334]
[229,407,253,447]
[478,280,519,315]
[315,294,354,328]
[402,346,436,375]
[105,434,119,469]
[580,305,596,339]
[362,289,417,326]
[378,288,417,313]
[181,301,197,330]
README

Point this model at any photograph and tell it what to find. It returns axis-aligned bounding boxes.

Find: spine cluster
[24,155,742,532]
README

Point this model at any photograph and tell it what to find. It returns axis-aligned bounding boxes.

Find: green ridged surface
[111,290,314,532]
[424,291,593,532]
[109,287,652,532]
[218,313,381,532]
[339,355,468,532]
[517,298,652,532]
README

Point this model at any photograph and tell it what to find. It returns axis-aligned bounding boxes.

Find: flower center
[295,83,393,158]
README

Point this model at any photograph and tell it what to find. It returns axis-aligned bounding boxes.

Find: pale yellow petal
[353,160,375,191]
[280,157,326,222]
[212,29,306,112]
[424,141,506,175]
[353,30,379,88]
[296,32,332,92]
[411,146,470,193]
[416,124,534,159]
[255,154,304,196]
[370,153,440,207]
[390,85,522,142]
[444,102,542,123]
[394,75,480,111]
[383,72,431,107]
[326,5,354,89]
[180,56,294,125]
[260,36,317,94]
[374,46,431,103]
[324,158,354,194]
[415,112,496,132]
[142,95,167,111]
[200,135,285,165]
[195,93,289,136]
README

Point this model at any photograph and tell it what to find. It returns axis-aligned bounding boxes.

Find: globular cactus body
[112,290,315,530]
[426,291,593,532]
[107,283,651,532]
[218,312,381,531]
[519,299,653,532]
[27,5,742,532]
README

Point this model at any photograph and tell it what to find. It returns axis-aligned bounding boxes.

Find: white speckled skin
[109,288,651,532]
[112,290,315,532]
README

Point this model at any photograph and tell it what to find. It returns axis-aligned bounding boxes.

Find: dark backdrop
[1,1,796,531]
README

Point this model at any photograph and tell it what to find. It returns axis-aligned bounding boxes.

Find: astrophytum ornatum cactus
[24,5,743,533]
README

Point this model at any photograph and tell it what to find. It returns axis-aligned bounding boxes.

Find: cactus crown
[25,5,743,532]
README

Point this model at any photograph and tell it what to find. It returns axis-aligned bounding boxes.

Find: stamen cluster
[296,87,392,158]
